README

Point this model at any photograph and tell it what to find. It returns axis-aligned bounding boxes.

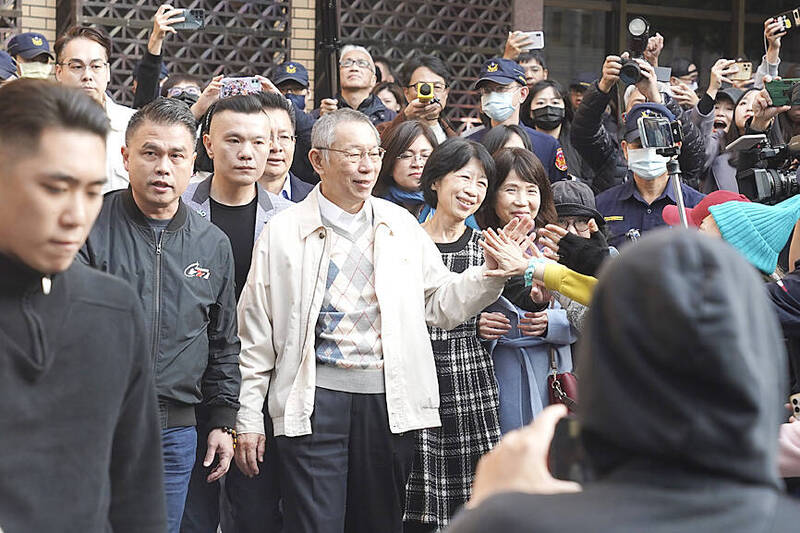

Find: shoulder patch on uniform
[604,215,623,222]
[554,147,568,171]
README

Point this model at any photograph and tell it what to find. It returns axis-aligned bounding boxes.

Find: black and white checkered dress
[404,228,501,529]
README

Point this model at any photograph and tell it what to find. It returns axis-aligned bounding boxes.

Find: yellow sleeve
[542,263,597,306]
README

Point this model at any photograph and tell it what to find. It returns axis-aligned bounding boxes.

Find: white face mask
[18,61,53,79]
[481,90,517,122]
[626,147,669,180]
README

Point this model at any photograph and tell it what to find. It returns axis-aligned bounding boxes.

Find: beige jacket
[236,186,505,437]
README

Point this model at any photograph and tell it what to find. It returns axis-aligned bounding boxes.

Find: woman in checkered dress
[403,138,501,532]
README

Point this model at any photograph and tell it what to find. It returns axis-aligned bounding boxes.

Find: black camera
[734,136,800,204]
[620,17,650,85]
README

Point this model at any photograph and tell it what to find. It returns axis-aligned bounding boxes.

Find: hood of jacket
[578,228,786,489]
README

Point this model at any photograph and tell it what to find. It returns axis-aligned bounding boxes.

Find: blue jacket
[287,172,314,202]
[596,178,705,249]
[484,296,576,433]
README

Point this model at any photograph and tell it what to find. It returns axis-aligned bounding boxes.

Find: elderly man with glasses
[313,45,397,126]
[234,108,533,533]
[54,25,136,193]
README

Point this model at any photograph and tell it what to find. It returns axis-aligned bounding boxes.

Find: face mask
[688,80,698,92]
[481,90,516,122]
[626,147,669,180]
[18,62,52,79]
[286,93,306,112]
[531,105,565,131]
[168,91,199,106]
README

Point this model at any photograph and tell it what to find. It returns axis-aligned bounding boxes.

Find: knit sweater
[315,212,385,393]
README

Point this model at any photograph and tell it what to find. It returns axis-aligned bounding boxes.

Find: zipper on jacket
[151,230,164,374]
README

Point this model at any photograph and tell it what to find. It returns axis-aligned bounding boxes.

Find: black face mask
[532,105,565,131]
[169,92,199,107]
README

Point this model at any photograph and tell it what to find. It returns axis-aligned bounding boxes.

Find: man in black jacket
[570,54,706,193]
[449,229,800,533]
[80,98,241,533]
[0,79,166,532]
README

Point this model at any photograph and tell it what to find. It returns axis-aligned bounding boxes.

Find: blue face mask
[481,90,516,122]
[286,93,306,112]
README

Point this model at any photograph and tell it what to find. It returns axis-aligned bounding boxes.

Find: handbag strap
[549,345,578,410]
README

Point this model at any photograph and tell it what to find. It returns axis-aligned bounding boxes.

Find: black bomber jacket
[79,188,241,430]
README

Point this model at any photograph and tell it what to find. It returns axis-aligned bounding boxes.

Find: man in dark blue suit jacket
[256,92,315,202]
[464,58,568,183]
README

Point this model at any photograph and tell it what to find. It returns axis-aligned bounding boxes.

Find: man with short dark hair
[253,91,314,202]
[179,94,290,533]
[464,58,568,183]
[377,54,457,142]
[80,98,241,533]
[0,78,166,533]
[54,25,136,192]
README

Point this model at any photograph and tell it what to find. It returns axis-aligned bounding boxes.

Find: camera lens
[419,84,432,96]
[628,17,649,37]
[619,60,642,86]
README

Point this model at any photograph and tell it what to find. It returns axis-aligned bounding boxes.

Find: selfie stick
[660,147,689,229]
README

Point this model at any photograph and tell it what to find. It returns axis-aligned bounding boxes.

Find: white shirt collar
[317,187,373,234]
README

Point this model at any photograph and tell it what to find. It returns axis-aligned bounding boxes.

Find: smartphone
[729,61,752,82]
[773,8,800,33]
[638,116,680,149]
[172,8,205,31]
[765,78,800,107]
[219,77,261,99]
[791,393,800,419]
[548,417,591,483]
[725,133,767,152]
[519,30,545,50]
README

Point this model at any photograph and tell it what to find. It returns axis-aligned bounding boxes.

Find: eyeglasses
[407,82,447,92]
[340,58,373,70]
[59,59,108,76]
[167,86,202,98]
[556,217,591,232]
[317,146,386,163]
[396,151,431,163]
[271,133,297,146]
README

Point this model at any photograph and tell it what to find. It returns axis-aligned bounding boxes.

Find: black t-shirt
[209,196,257,300]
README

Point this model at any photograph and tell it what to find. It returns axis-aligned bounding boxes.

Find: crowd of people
[4,5,800,533]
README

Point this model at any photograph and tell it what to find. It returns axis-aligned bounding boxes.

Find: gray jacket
[182,176,292,241]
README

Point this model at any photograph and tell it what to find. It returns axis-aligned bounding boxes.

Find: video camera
[730,134,800,204]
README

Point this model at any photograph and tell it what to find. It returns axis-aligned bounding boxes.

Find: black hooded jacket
[448,229,800,533]
[0,254,166,532]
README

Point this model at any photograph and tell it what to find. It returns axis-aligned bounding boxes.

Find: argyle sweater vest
[314,214,385,393]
